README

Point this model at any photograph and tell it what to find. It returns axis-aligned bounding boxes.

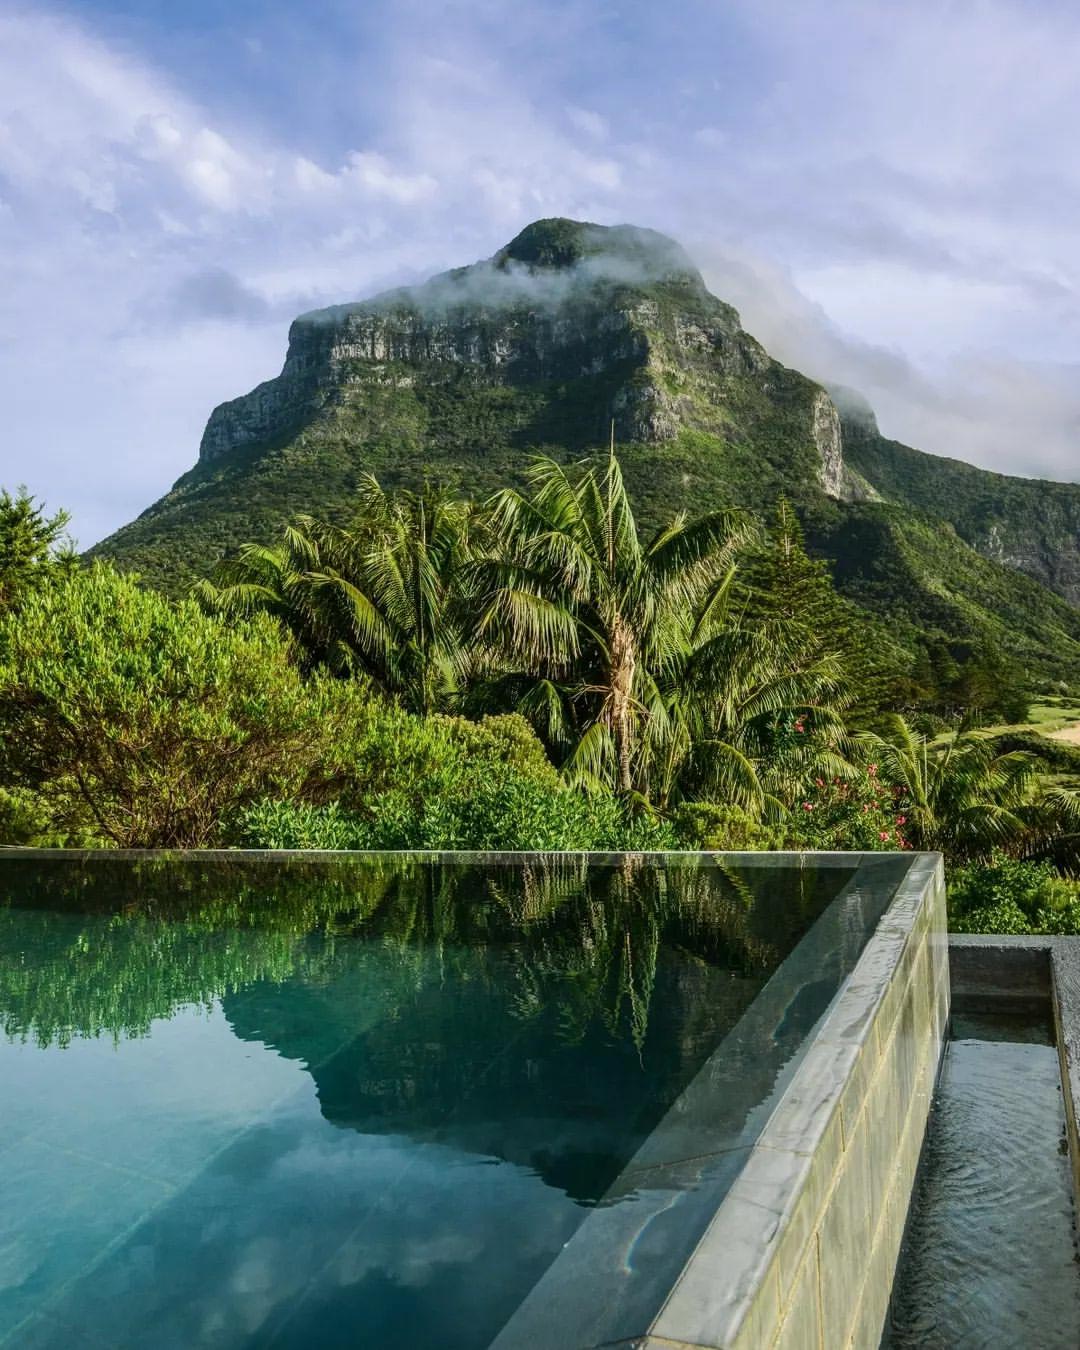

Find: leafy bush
[234,764,677,853]
[378,773,662,852]
[670,802,785,851]
[0,786,91,848]
[231,800,362,851]
[948,854,1080,935]
[0,565,342,847]
[284,699,674,851]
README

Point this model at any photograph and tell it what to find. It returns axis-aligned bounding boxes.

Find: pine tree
[741,499,894,719]
[0,487,73,611]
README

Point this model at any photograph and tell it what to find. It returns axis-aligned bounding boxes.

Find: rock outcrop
[198,218,846,497]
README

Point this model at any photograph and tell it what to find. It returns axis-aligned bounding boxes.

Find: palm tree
[670,617,853,815]
[863,715,1080,863]
[469,450,756,799]
[196,478,474,713]
[193,524,346,675]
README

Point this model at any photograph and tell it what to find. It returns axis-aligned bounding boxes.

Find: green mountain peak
[90,217,1080,684]
[496,217,702,283]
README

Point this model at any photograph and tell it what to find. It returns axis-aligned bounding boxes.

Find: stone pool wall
[647,852,948,1350]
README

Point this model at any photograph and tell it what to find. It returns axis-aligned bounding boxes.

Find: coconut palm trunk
[608,614,636,795]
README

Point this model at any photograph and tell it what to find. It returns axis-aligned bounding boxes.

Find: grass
[971,699,1080,740]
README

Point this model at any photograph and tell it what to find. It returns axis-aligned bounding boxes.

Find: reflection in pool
[0,853,905,1349]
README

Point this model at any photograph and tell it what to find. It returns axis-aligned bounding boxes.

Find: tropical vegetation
[3,459,1079,934]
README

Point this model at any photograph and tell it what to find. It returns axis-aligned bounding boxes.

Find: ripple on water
[885,1022,1080,1350]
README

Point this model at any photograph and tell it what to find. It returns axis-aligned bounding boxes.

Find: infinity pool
[0,852,912,1348]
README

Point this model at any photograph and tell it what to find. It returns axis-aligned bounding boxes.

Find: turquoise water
[0,853,904,1348]
[885,1012,1080,1348]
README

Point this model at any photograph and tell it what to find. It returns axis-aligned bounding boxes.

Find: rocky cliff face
[810,390,845,497]
[198,218,850,498]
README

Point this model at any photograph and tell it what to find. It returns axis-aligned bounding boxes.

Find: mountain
[90,217,1080,685]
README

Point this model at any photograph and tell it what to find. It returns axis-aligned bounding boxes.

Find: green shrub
[948,854,1080,935]
[234,777,677,853]
[231,800,362,851]
[948,898,1032,936]
[782,767,909,852]
[0,786,91,848]
[670,802,784,851]
[0,564,342,847]
[282,700,677,852]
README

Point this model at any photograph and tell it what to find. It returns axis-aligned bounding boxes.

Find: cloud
[154,268,273,324]
[3,0,1080,551]
[696,240,1080,483]
[339,151,439,204]
[566,107,608,141]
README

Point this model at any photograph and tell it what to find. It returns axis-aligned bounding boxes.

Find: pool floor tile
[0,1140,174,1344]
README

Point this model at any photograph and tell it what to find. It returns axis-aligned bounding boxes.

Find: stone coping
[949,934,1080,1215]
[0,848,890,864]
[643,852,945,1350]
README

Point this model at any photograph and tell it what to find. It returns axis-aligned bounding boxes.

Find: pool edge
[647,852,947,1350]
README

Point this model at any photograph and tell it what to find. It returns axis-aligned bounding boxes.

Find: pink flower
[896,815,907,825]
[815,777,825,788]
[868,764,878,777]
[802,802,814,811]
[878,831,890,842]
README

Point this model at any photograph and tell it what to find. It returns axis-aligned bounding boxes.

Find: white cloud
[696,241,1080,483]
[3,0,1080,550]
[567,107,608,141]
[341,151,439,204]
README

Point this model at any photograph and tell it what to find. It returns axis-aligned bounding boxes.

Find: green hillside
[835,388,1080,607]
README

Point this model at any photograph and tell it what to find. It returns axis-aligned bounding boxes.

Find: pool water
[885,1012,1080,1348]
[0,853,906,1349]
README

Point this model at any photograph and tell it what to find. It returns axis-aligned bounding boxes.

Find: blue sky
[3,0,1080,546]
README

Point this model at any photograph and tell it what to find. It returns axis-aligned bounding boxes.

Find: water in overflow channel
[0,852,912,1349]
[884,1010,1080,1349]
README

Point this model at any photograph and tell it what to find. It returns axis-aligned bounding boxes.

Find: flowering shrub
[784,765,912,852]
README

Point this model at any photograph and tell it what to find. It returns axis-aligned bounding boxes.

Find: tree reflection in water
[1,854,850,1200]
[0,854,840,1048]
